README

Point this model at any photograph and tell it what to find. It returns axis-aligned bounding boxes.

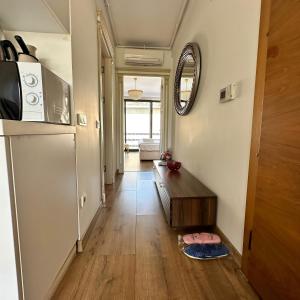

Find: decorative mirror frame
[174,42,201,115]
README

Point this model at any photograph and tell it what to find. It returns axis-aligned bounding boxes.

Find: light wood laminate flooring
[53,171,257,300]
[124,152,153,172]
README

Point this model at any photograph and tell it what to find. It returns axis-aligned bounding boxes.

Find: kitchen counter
[0,120,76,136]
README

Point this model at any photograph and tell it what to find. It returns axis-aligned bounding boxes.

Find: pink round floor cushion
[182,233,221,245]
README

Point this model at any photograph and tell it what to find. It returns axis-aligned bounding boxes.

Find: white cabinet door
[10,134,77,300]
[0,137,20,300]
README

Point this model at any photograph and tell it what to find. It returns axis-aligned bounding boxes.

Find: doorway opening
[123,76,162,172]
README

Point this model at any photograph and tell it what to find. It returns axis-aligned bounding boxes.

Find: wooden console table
[153,160,217,228]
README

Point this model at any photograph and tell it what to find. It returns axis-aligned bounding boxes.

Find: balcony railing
[125,133,160,149]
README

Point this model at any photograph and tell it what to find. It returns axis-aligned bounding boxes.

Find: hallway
[124,151,154,172]
[54,172,257,300]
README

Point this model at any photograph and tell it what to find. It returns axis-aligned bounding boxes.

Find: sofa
[139,138,161,161]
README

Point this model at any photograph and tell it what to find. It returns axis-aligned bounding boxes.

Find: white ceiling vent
[124,49,164,66]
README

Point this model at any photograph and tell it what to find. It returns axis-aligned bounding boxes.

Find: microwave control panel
[17,62,45,122]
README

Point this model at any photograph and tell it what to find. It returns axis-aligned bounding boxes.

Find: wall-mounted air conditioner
[124,49,164,66]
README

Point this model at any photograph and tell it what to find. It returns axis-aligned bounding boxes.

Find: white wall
[70,0,102,238]
[104,58,116,184]
[172,0,261,253]
[0,0,69,33]
[0,27,5,39]
[3,31,72,84]
[44,0,70,32]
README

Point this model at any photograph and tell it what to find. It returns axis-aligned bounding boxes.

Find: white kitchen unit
[0,120,78,300]
[0,136,21,300]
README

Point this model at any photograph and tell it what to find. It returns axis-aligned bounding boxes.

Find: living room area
[123,75,162,171]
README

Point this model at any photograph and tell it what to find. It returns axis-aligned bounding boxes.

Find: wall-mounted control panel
[220,83,239,103]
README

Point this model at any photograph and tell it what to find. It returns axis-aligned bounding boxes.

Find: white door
[160,76,169,152]
[118,75,125,174]
[97,44,106,204]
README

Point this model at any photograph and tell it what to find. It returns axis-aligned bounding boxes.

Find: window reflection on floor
[124,151,153,172]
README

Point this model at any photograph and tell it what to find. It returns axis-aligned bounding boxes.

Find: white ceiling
[124,76,162,100]
[104,0,189,48]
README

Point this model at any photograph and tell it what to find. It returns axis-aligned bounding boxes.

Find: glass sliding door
[152,102,161,142]
[125,101,151,149]
[124,100,160,150]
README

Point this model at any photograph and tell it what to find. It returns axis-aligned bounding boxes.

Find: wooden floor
[53,172,257,300]
[124,151,154,171]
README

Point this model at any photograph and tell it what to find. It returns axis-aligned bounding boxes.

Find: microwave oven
[0,61,71,124]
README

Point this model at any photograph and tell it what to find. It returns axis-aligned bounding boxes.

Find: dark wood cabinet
[153,161,217,228]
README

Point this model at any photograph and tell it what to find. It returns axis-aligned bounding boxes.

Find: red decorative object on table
[167,160,181,171]
[160,151,172,161]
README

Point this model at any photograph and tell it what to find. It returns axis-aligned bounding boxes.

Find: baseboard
[215,226,242,267]
[46,245,76,299]
[81,205,103,250]
[47,206,103,298]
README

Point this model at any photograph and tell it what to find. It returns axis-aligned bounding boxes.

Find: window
[152,102,161,141]
[123,76,162,150]
[125,100,160,150]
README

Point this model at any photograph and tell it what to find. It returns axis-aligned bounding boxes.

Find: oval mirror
[174,43,201,115]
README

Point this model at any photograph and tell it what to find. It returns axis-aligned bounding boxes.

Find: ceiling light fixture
[128,77,143,100]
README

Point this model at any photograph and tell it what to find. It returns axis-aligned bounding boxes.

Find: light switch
[80,195,87,208]
[77,113,87,126]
